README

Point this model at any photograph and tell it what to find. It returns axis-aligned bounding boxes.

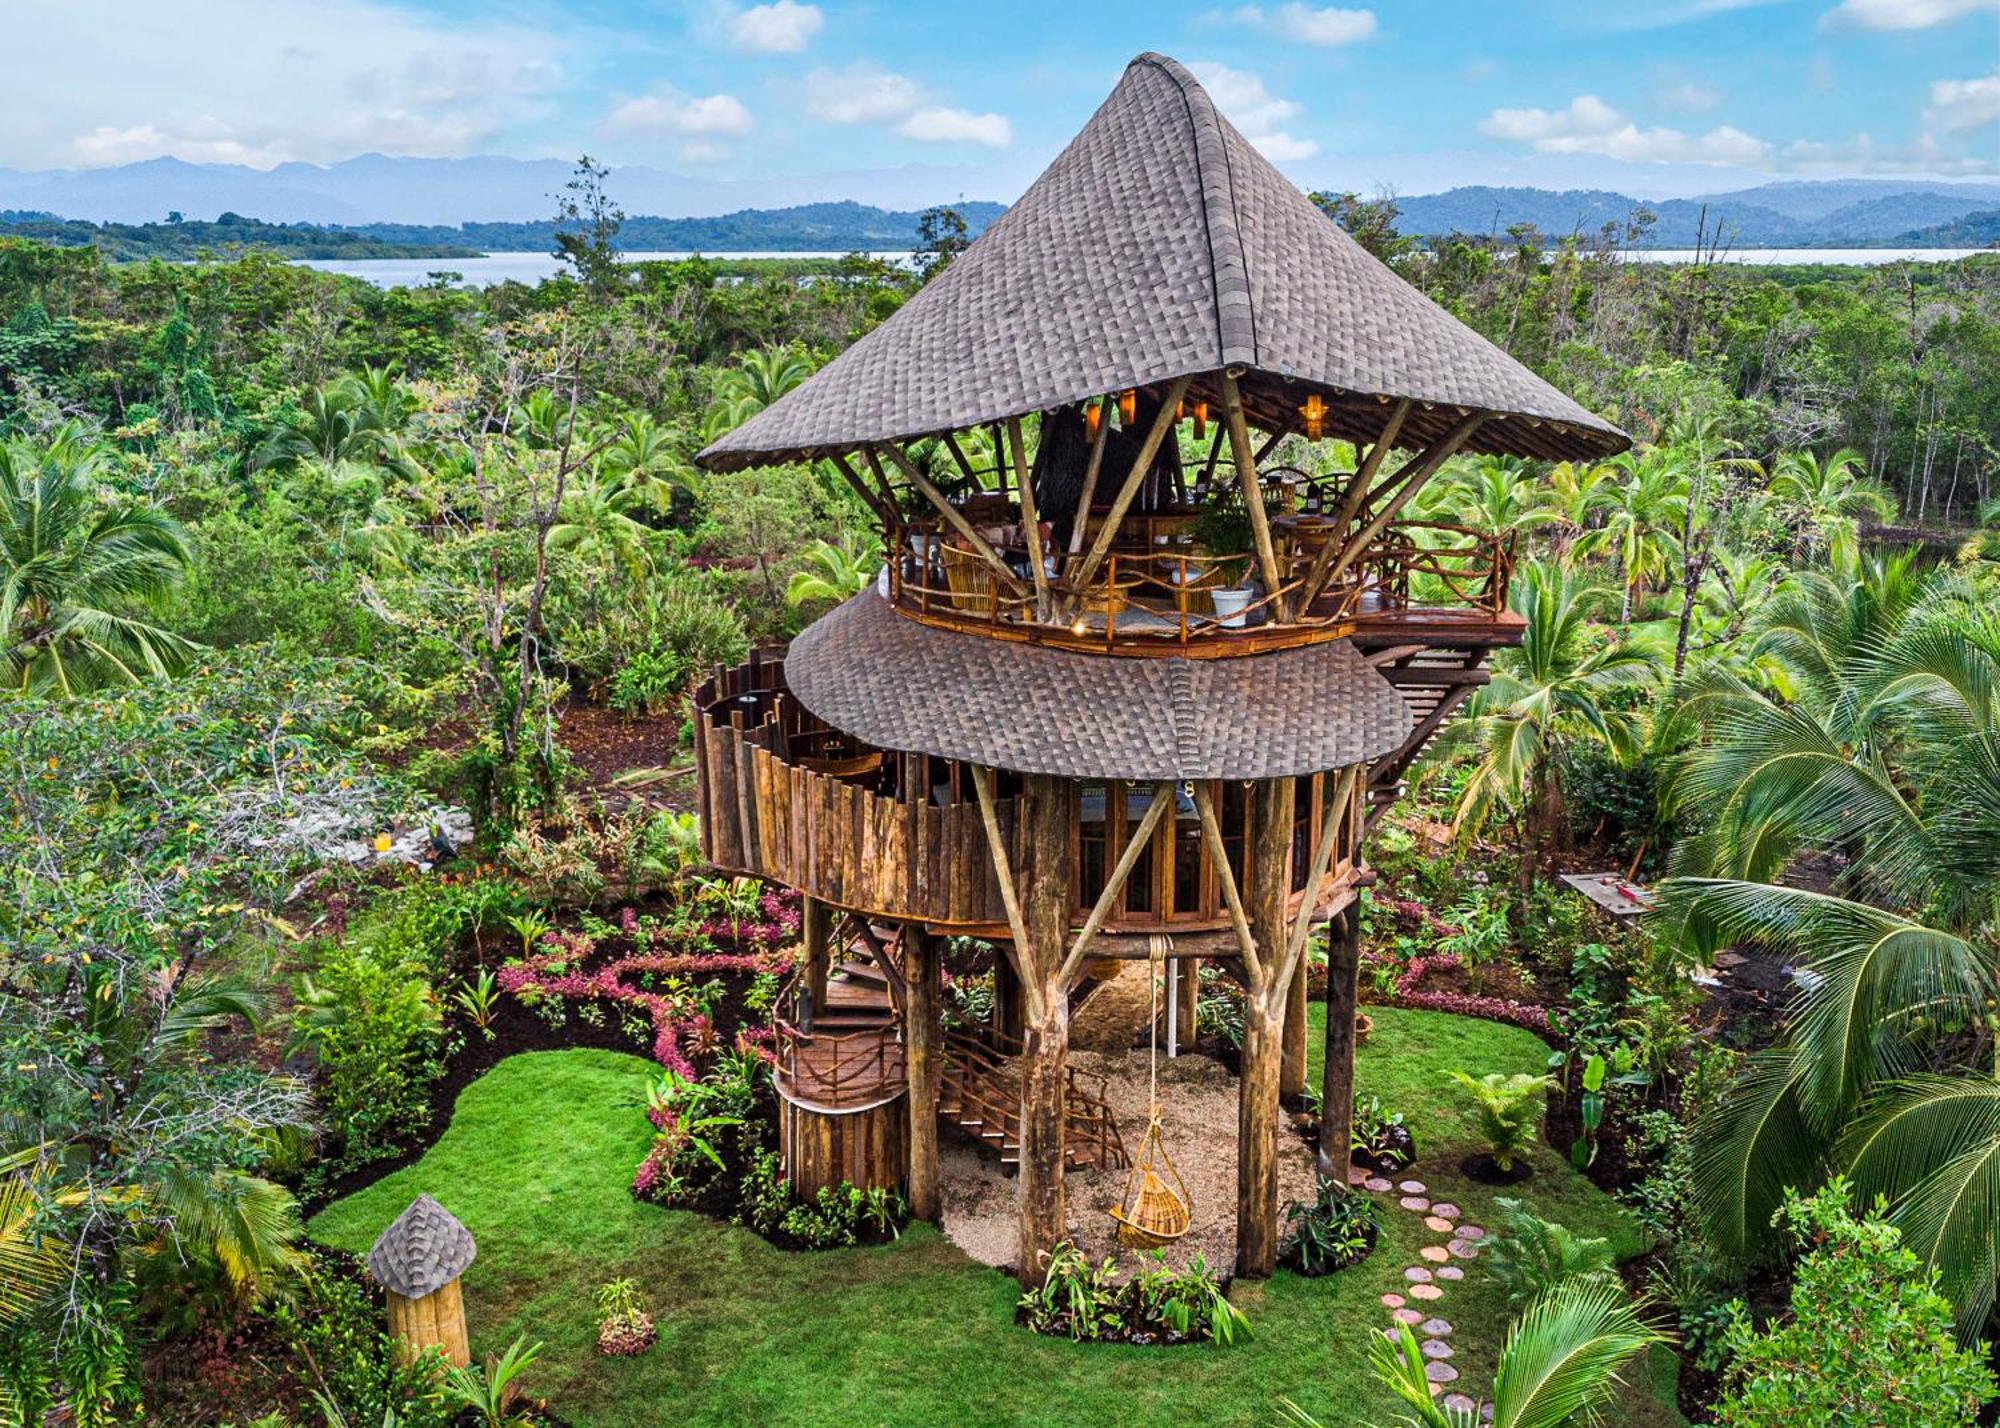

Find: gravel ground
[938,1043,1319,1276]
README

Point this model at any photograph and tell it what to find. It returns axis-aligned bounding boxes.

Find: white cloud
[1187,62,1302,133]
[602,89,753,139]
[1,0,561,170]
[728,0,823,52]
[1480,93,1771,165]
[1822,0,1988,29]
[1925,74,2000,132]
[1228,4,1377,44]
[1659,80,1722,111]
[800,65,1010,147]
[895,107,1012,148]
[804,65,925,125]
[1250,131,1320,160]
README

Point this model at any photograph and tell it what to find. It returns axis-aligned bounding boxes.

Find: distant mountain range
[0,152,1993,256]
[1388,180,2000,247]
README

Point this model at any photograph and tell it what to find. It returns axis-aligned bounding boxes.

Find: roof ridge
[1134,54,1257,369]
[1164,656,1202,778]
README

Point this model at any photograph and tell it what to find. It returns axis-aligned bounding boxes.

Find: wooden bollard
[365,1193,476,1368]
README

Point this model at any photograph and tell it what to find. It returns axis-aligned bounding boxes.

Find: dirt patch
[939,1047,1317,1276]
[559,702,694,809]
[1069,961,1156,1053]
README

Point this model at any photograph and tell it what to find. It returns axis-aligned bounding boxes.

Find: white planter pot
[1211,586,1255,628]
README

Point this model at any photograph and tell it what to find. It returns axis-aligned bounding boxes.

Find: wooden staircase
[938,1027,1128,1171]
[1351,637,1505,833]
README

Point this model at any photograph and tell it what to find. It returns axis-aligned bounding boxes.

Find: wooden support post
[1006,416,1050,620]
[1316,413,1487,599]
[828,451,899,530]
[1317,902,1363,1184]
[1236,775,1295,1279]
[1220,371,1287,621]
[991,948,1026,1046]
[904,924,943,1221]
[878,442,1028,600]
[1067,399,1113,559]
[1176,955,1201,1048]
[1296,399,1410,611]
[802,896,832,1016]
[1014,774,1075,1285]
[1067,376,1192,611]
[1280,952,1309,1099]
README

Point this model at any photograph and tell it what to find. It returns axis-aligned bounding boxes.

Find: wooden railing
[883,519,1515,651]
[771,1015,906,1112]
[940,1026,1128,1170]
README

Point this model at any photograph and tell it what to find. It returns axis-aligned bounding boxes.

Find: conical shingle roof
[366,1193,476,1299]
[697,53,1627,472]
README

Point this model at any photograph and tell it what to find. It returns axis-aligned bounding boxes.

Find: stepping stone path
[1347,1172,1495,1422]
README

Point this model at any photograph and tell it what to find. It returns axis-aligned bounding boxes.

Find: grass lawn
[311,1009,1684,1427]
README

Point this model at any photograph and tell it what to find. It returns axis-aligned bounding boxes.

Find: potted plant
[1189,504,1257,627]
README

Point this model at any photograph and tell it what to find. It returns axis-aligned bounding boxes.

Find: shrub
[1129,1252,1253,1346]
[1447,1070,1553,1173]
[1350,1093,1415,1171]
[1282,1181,1380,1276]
[1483,1197,1617,1307]
[292,943,444,1168]
[1019,1243,1252,1346]
[1713,1183,1998,1427]
[1019,1243,1123,1343]
[266,1252,454,1428]
[595,1278,657,1357]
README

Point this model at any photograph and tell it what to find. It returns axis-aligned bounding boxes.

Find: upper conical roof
[366,1193,476,1299]
[698,53,1627,471]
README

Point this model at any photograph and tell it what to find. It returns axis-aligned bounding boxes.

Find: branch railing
[940,1026,1128,1170]
[771,1012,907,1111]
[884,519,1515,647]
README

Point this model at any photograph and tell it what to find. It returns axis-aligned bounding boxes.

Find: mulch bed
[558,702,695,808]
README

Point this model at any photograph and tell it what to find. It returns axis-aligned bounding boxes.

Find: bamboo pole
[1316,413,1486,598]
[1295,399,1411,611]
[1220,371,1288,620]
[1067,399,1113,558]
[1007,416,1050,621]
[829,451,899,529]
[1059,781,1173,986]
[1192,781,1261,985]
[1067,376,1193,612]
[942,431,980,485]
[877,443,1028,600]
[969,765,1045,1025]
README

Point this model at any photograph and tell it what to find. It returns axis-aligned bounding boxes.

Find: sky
[4,0,1997,200]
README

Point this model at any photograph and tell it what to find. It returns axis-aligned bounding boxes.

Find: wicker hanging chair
[1108,938,1192,1248]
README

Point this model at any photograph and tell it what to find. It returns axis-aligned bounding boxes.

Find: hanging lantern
[1084,400,1102,440]
[1118,389,1137,427]
[1193,401,1208,440]
[1300,393,1327,441]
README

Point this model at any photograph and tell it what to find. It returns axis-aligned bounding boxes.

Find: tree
[0,429,198,695]
[1713,1183,1996,1425]
[1449,563,1655,894]
[1308,189,1415,265]
[914,204,969,282]
[1429,455,1556,537]
[1759,446,1896,565]
[1575,446,1689,624]
[784,532,881,608]
[703,347,815,441]
[552,155,626,295]
[1667,572,2000,1330]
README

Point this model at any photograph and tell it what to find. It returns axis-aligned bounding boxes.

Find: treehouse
[692,52,1628,1283]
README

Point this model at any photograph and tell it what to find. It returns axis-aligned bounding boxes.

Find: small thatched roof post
[366,1193,476,1367]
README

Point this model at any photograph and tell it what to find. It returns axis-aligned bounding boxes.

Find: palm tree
[600,412,695,517]
[0,433,199,695]
[1538,460,1618,567]
[1760,447,1896,564]
[1449,563,1656,894]
[548,477,655,577]
[1431,455,1556,539]
[1279,1278,1667,1428]
[702,347,814,440]
[785,533,882,607]
[1576,448,1689,623]
[1666,572,2000,1333]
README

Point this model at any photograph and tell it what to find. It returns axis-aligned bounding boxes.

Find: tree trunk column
[802,896,832,1016]
[1176,956,1201,1049]
[1015,774,1074,1287]
[904,925,942,1222]
[1237,776,1295,1280]
[1317,903,1362,1183]
[1280,953,1309,1098]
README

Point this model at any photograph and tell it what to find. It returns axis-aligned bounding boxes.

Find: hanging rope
[1109,935,1192,1248]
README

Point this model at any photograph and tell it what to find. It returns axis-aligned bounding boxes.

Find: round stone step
[1449,1239,1480,1259]
[1380,1292,1405,1308]
[1424,1215,1455,1233]
[1398,1179,1428,1194]
[1364,1176,1394,1193]
[1436,1265,1464,1281]
[1419,1245,1450,1263]
[1347,1165,1370,1186]
[1392,1307,1424,1326]
[1456,1224,1485,1239]
[1421,1339,1454,1360]
[1442,1393,1477,1413]
[1404,1266,1433,1283]
[1409,1283,1445,1301]
[1399,1196,1431,1212]
[1430,1202,1461,1220]
[1421,1317,1453,1336]
[1424,1361,1461,1384]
